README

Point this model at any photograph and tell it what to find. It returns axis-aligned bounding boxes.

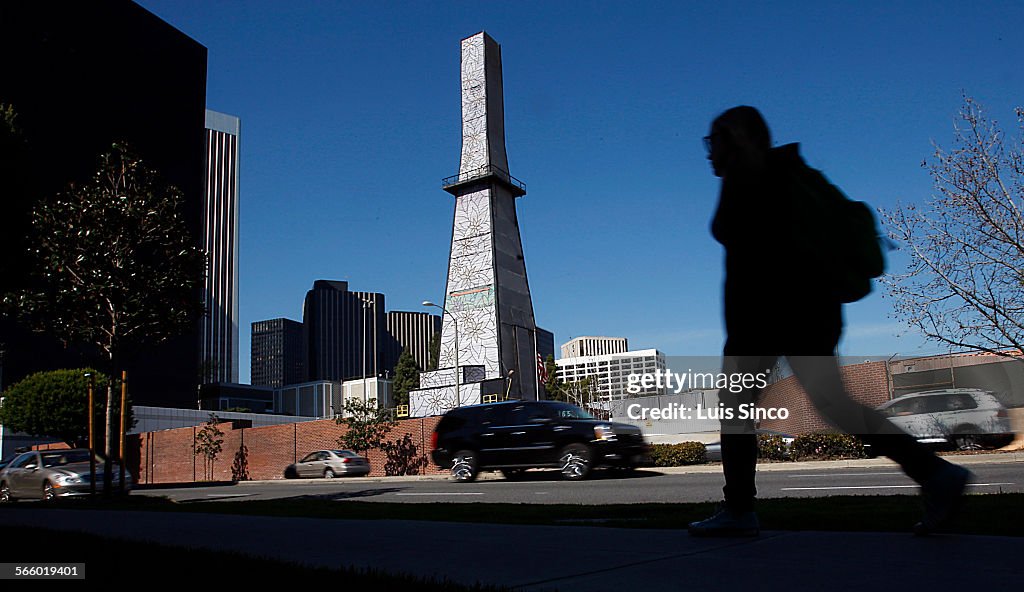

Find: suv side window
[480,405,510,427]
[888,399,922,416]
[946,394,978,411]
[505,404,548,426]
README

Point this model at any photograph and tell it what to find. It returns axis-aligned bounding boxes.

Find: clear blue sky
[137,1,1024,383]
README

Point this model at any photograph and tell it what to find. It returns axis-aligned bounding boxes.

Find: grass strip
[7,492,1023,536]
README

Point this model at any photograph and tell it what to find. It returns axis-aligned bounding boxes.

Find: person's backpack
[786,161,886,303]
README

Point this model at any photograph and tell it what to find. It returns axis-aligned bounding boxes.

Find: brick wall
[759,360,890,434]
[131,416,445,485]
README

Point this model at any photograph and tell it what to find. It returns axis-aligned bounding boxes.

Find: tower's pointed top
[443,32,524,196]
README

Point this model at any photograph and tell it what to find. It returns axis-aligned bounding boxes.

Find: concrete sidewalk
[0,509,1018,590]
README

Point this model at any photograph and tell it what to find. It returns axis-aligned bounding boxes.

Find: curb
[653,450,1024,475]
[143,451,1023,489]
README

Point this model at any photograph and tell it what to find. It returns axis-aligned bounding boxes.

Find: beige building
[560,336,629,359]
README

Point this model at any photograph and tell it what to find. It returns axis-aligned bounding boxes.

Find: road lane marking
[782,483,1014,491]
[393,492,484,496]
[204,493,254,498]
[788,472,903,478]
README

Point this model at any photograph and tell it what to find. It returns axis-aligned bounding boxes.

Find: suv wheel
[559,443,592,481]
[42,481,55,501]
[0,481,12,503]
[451,450,478,483]
[953,428,982,451]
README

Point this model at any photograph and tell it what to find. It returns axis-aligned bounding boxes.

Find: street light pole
[505,369,515,400]
[361,298,371,405]
[423,300,459,408]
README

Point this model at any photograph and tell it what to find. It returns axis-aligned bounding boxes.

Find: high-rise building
[384,311,441,375]
[251,318,304,388]
[561,336,628,359]
[302,280,385,382]
[0,0,208,406]
[536,327,555,362]
[556,349,667,401]
[200,110,240,384]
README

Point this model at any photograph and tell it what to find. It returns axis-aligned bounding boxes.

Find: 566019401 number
[0,564,85,580]
[17,566,78,576]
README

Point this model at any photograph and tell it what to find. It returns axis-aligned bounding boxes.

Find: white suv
[877,389,1014,450]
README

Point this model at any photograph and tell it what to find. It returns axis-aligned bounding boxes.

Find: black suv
[430,400,650,482]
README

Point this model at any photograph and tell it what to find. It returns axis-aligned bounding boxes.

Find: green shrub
[757,434,791,461]
[650,442,706,466]
[791,432,866,460]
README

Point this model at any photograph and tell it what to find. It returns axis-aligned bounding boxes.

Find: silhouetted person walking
[689,106,971,537]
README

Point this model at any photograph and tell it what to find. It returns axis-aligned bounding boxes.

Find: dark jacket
[711,143,842,355]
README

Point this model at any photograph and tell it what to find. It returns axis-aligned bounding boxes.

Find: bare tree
[881,96,1024,359]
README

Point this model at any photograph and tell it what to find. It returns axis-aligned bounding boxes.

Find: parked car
[430,400,651,482]
[704,429,796,462]
[0,449,132,502]
[284,450,371,479]
[877,388,1014,450]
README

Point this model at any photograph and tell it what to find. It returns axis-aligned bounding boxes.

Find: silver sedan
[285,450,371,479]
[0,449,131,501]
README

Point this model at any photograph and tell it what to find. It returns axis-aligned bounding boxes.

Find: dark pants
[719,312,946,512]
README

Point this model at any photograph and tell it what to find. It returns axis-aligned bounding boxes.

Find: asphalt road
[134,461,1022,504]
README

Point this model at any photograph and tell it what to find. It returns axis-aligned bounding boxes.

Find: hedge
[791,432,866,460]
[650,442,706,466]
[757,434,791,461]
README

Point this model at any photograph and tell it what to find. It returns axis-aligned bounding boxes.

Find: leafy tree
[194,413,225,481]
[0,103,32,304]
[881,97,1024,358]
[0,368,131,448]
[541,355,600,409]
[0,103,18,142]
[381,433,428,476]
[231,441,250,481]
[392,347,421,408]
[8,143,205,485]
[335,398,395,455]
[543,354,563,400]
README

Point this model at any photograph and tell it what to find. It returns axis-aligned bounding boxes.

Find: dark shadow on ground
[330,488,406,500]
[135,481,237,490]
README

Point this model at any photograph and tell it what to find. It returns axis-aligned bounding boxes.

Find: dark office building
[251,318,305,388]
[303,281,385,382]
[200,110,241,384]
[0,1,208,405]
[536,327,555,363]
[384,311,441,375]
[198,383,273,413]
